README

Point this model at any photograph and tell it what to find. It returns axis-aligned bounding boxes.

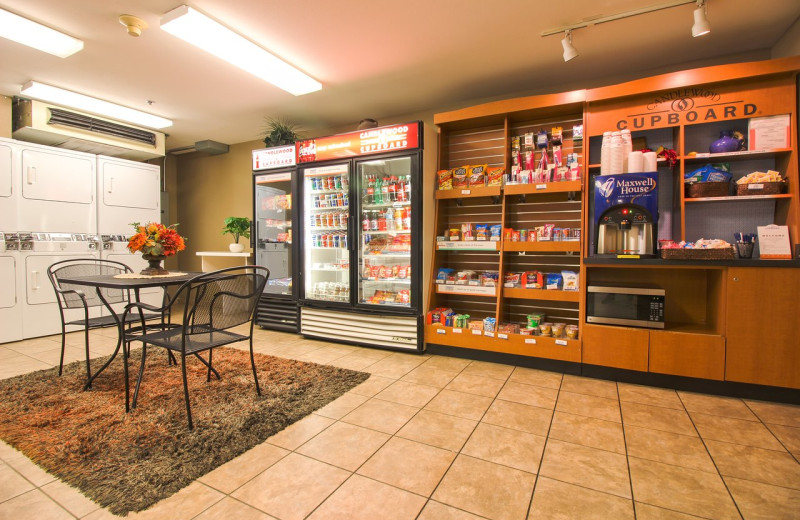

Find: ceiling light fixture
[561,30,578,62]
[20,81,173,129]
[160,5,321,96]
[0,8,83,58]
[541,0,708,59]
[692,0,711,37]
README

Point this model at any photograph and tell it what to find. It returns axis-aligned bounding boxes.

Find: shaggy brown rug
[0,346,369,515]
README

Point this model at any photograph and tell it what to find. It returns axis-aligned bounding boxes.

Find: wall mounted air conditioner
[12,99,166,160]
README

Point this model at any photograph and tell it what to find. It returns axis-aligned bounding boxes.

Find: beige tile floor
[1,327,800,519]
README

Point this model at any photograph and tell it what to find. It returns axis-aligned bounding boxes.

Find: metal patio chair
[122,265,269,429]
[47,258,169,388]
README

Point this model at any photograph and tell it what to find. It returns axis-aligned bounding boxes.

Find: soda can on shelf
[333,234,340,248]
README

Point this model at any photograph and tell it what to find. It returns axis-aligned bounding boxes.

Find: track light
[692,0,711,37]
[561,30,578,62]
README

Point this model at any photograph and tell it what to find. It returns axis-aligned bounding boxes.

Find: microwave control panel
[649,296,665,322]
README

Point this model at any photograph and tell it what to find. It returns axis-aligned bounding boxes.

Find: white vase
[229,243,245,253]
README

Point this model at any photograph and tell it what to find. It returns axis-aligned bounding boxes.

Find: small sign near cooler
[253,145,297,171]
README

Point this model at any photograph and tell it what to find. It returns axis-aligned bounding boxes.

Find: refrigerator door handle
[347,215,355,250]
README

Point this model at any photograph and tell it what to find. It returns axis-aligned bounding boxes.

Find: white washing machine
[20,232,100,339]
[0,233,22,344]
[17,141,97,233]
[97,155,163,312]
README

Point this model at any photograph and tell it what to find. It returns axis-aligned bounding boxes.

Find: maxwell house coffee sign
[613,87,758,131]
[594,172,659,225]
[297,122,420,163]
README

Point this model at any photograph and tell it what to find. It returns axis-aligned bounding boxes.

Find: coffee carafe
[596,204,656,256]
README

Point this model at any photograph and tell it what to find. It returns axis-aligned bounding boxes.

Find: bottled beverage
[369,211,379,231]
[381,176,390,203]
[600,131,612,175]
[395,208,404,230]
[403,207,411,231]
[341,175,349,190]
[374,176,383,204]
[377,210,387,231]
[620,129,633,173]
[384,208,394,231]
[396,177,406,202]
[363,175,372,204]
[387,176,397,201]
[362,212,369,231]
[405,175,411,199]
[334,175,342,190]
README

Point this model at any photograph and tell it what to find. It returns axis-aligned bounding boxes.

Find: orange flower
[127,221,186,257]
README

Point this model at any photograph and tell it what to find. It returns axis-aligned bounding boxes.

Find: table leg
[84,287,128,411]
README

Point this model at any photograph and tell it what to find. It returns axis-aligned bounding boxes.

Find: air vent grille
[48,108,157,146]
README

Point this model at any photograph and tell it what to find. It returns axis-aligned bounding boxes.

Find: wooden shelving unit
[428,56,800,390]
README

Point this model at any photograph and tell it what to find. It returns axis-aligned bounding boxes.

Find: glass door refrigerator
[252,145,299,332]
[298,122,423,351]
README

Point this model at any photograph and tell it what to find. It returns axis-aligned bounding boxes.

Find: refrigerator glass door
[303,164,350,303]
[357,157,412,308]
[255,172,293,296]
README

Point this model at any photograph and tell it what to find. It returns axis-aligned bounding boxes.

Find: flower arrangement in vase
[127,222,186,275]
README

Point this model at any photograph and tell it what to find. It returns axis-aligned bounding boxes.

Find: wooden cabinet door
[582,323,649,371]
[726,268,800,389]
[649,330,725,380]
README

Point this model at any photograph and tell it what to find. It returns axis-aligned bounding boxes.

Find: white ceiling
[1,0,799,149]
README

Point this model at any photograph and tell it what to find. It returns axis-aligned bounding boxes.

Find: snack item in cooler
[398,265,409,279]
[483,317,496,332]
[487,166,505,186]
[475,224,489,240]
[565,325,579,340]
[551,322,566,338]
[452,167,468,188]
[468,164,488,187]
[522,271,543,289]
[398,290,410,304]
[561,271,579,291]
[545,273,563,290]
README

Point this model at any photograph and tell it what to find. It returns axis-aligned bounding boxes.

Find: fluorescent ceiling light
[0,8,83,58]
[20,81,173,129]
[160,5,321,96]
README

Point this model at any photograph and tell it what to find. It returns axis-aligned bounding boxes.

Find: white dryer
[97,156,163,311]
[20,232,100,339]
[17,142,96,233]
[0,233,22,344]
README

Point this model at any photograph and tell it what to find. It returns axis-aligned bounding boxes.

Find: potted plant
[262,117,302,147]
[222,217,251,253]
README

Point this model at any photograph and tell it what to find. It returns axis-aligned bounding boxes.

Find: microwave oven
[586,285,665,329]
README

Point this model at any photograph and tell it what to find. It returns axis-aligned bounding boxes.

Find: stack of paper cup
[627,151,644,173]
[643,151,658,172]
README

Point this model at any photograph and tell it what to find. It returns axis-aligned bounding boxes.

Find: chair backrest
[48,258,132,310]
[178,266,269,335]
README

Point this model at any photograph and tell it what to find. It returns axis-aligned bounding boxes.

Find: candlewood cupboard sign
[615,87,758,130]
[587,77,792,135]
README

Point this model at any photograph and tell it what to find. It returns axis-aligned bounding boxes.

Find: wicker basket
[660,247,735,260]
[736,182,785,196]
[684,182,730,198]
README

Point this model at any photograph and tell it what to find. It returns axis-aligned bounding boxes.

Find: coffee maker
[593,173,658,257]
